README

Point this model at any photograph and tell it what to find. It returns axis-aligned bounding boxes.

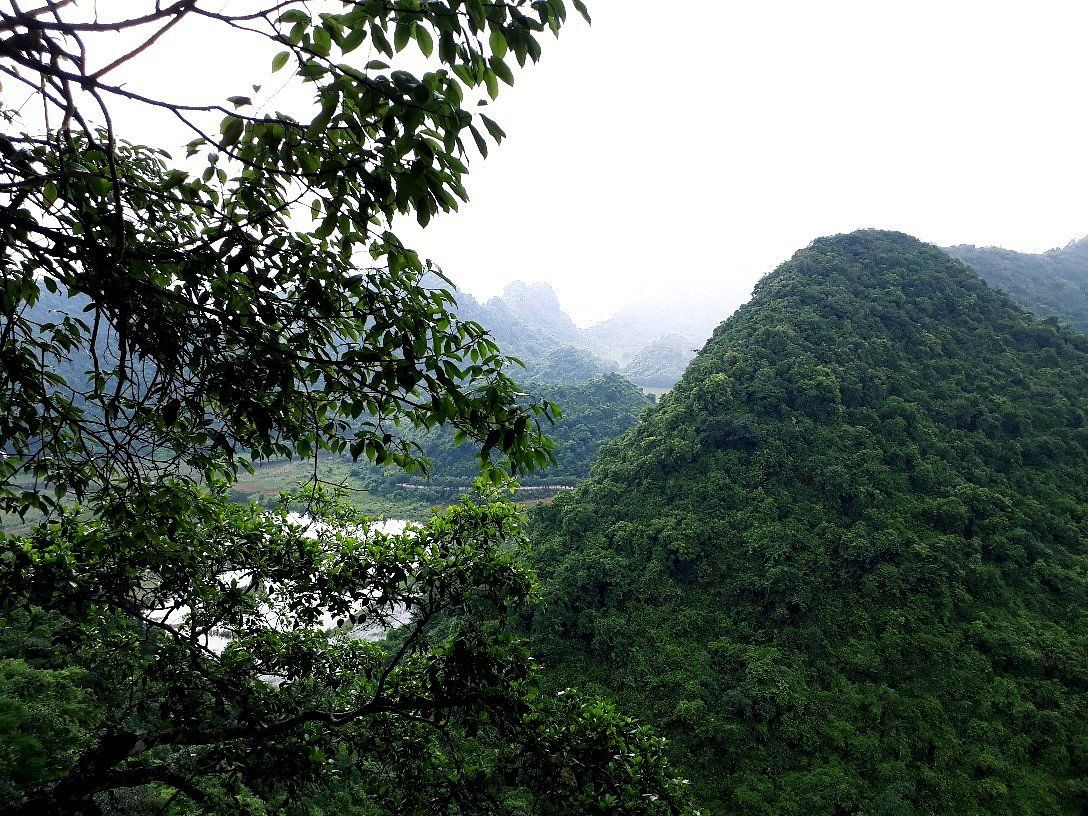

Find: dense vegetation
[529,231,1088,815]
[356,373,652,497]
[7,286,642,511]
[947,238,1088,334]
[528,345,618,385]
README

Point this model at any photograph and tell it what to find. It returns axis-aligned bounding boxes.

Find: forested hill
[946,237,1088,333]
[528,230,1088,815]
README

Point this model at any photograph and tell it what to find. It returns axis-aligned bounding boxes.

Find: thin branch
[89,1,196,79]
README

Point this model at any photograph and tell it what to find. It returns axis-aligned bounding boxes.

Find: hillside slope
[529,231,1088,815]
[946,237,1088,334]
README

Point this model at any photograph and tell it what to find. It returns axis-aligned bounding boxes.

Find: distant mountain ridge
[442,277,743,389]
[486,281,584,348]
[946,236,1088,334]
[619,334,698,389]
[583,292,733,367]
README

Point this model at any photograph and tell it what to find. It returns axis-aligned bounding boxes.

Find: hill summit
[529,230,1088,815]
[487,280,584,347]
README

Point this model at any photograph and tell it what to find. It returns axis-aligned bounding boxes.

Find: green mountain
[528,231,1088,815]
[529,345,618,385]
[946,237,1088,334]
[434,280,619,384]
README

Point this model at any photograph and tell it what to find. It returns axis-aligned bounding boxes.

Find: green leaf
[468,124,488,157]
[163,170,187,189]
[312,26,332,56]
[371,24,392,55]
[394,22,413,53]
[220,116,245,147]
[489,28,508,59]
[340,27,367,53]
[278,9,310,24]
[466,0,486,28]
[480,114,506,142]
[490,57,514,87]
[452,64,475,87]
[272,51,291,72]
[415,25,434,57]
[299,60,327,80]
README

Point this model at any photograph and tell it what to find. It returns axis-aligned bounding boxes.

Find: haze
[28,0,1088,325]
[409,0,1088,323]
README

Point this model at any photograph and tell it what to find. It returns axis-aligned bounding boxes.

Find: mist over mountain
[529,231,1088,814]
[583,290,742,366]
[486,281,584,348]
[619,334,698,390]
[946,236,1088,334]
[442,277,743,390]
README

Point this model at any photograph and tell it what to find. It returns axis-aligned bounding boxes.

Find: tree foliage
[0,2,695,813]
[0,0,582,517]
[2,489,694,815]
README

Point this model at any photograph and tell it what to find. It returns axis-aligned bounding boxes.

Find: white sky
[14,0,1088,325]
[406,0,1088,323]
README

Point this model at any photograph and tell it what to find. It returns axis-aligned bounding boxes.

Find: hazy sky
[405,0,1088,323]
[27,0,1088,325]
